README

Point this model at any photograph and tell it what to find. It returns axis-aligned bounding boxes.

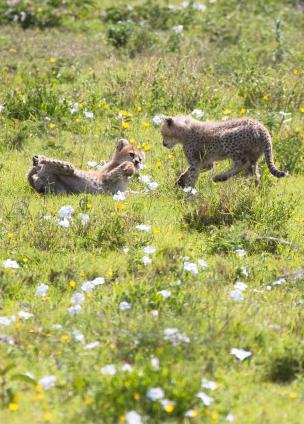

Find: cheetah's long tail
[260,126,287,178]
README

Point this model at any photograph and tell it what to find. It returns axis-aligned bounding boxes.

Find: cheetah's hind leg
[213,160,247,182]
[34,155,75,176]
[244,162,260,186]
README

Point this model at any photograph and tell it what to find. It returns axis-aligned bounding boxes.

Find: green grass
[0,1,304,423]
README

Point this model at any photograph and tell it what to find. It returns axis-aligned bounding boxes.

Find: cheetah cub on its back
[27,139,144,195]
[161,116,287,187]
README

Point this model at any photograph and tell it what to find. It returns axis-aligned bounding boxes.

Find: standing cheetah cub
[27,139,144,195]
[161,116,287,187]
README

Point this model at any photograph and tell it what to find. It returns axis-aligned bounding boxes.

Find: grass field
[0,1,304,423]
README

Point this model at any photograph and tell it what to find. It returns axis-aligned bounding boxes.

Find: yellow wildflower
[102,103,109,110]
[43,412,53,421]
[133,392,141,401]
[239,108,246,116]
[9,403,18,411]
[223,109,231,115]
[35,384,44,393]
[137,106,142,112]
[86,202,92,209]
[152,228,160,235]
[293,69,299,75]
[49,57,57,64]
[211,411,219,421]
[7,233,14,239]
[116,202,126,210]
[119,416,125,422]
[122,122,129,129]
[289,392,298,399]
[69,280,76,288]
[49,122,56,129]
[84,396,94,405]
[167,154,174,160]
[262,95,269,101]
[129,138,136,144]
[15,322,22,330]
[22,257,29,263]
[75,117,80,123]
[61,334,71,343]
[143,121,150,128]
[164,404,174,413]
[156,160,162,168]
[299,107,304,113]
[143,143,150,152]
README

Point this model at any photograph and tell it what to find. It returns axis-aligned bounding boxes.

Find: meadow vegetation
[0,0,304,423]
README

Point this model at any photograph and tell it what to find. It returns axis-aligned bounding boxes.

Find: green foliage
[0,1,304,423]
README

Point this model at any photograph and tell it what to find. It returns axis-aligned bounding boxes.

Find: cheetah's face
[161,116,190,148]
[114,139,145,170]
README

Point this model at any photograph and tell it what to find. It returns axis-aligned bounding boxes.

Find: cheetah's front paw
[121,162,135,177]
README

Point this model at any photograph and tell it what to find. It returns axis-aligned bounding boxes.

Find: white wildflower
[234,249,246,257]
[87,161,97,167]
[183,261,198,275]
[57,218,70,228]
[18,311,33,320]
[158,289,171,299]
[70,103,79,113]
[3,259,19,269]
[151,310,159,318]
[84,111,94,119]
[226,414,235,422]
[81,281,95,293]
[201,378,217,391]
[100,364,116,375]
[136,224,151,232]
[126,411,143,424]
[0,317,12,326]
[85,341,100,350]
[113,191,126,201]
[92,277,105,286]
[183,186,197,195]
[229,289,244,302]
[79,214,90,225]
[119,301,132,311]
[71,292,85,305]
[241,266,249,277]
[58,205,74,219]
[142,256,152,265]
[147,387,165,401]
[196,391,214,406]
[191,109,204,119]
[173,25,184,33]
[68,304,82,316]
[72,330,85,343]
[147,182,159,191]
[163,328,190,346]
[35,284,49,297]
[39,375,56,390]
[272,277,286,287]
[151,356,160,370]
[143,245,155,255]
[230,348,252,361]
[0,104,5,114]
[139,175,151,184]
[152,115,164,126]
[234,282,248,291]
[198,258,208,269]
[121,363,133,372]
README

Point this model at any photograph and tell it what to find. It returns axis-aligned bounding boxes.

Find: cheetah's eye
[129,152,135,159]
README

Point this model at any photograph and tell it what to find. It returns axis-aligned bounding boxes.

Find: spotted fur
[27,139,144,195]
[161,115,287,187]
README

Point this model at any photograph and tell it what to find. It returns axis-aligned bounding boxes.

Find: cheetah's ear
[165,117,174,127]
[116,139,129,152]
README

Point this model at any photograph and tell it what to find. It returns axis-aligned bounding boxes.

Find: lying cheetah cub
[27,139,144,195]
[161,116,286,187]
